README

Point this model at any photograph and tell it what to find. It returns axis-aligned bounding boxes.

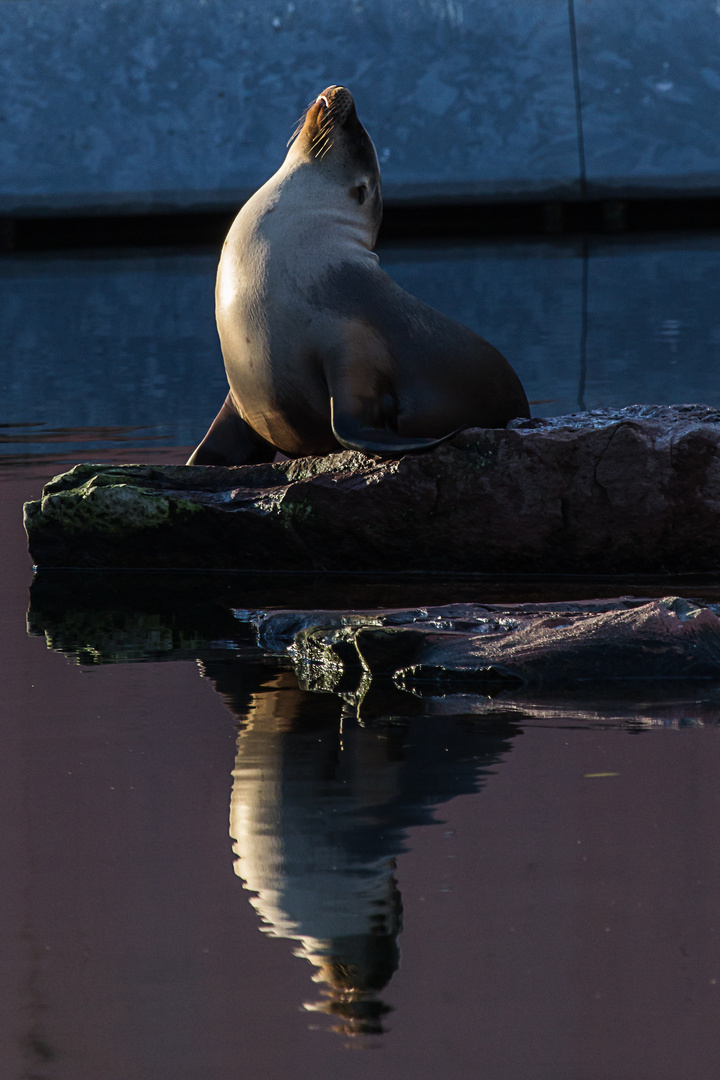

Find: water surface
[3,236,720,1078]
[3,233,719,458]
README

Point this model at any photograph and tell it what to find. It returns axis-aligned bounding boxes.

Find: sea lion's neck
[218,166,378,314]
[249,161,378,256]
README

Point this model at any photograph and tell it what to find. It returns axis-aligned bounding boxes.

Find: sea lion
[187,85,530,465]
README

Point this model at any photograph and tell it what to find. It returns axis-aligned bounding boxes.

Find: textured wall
[0,0,718,214]
[575,1,720,195]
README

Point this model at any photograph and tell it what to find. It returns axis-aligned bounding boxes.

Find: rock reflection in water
[200,658,518,1035]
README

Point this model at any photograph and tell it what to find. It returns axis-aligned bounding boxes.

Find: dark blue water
[3,234,719,459]
[3,237,720,1079]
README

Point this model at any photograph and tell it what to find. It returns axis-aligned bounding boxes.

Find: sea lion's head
[286,85,383,244]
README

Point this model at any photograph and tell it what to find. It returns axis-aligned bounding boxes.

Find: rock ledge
[23,404,720,572]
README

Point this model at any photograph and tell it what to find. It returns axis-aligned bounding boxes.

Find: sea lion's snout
[314,85,354,125]
[291,86,362,159]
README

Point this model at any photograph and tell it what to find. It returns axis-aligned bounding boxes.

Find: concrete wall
[1,0,719,215]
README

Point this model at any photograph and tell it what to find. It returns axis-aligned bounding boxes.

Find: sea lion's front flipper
[187,393,277,466]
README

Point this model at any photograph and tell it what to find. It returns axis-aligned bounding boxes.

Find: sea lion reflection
[202,661,518,1035]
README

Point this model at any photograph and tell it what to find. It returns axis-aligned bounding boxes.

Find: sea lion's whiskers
[316,110,337,132]
[310,134,330,155]
[287,111,309,147]
[288,97,337,148]
[311,118,335,144]
[310,121,336,152]
[315,137,334,159]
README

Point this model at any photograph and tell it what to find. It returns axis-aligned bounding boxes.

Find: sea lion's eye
[356,184,367,205]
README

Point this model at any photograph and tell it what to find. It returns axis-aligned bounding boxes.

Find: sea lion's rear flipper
[330,395,462,458]
[326,327,462,457]
[187,393,277,466]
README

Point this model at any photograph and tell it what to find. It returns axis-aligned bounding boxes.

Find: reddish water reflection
[4,449,720,1079]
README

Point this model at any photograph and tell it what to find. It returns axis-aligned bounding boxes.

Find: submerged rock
[324,599,720,695]
[251,596,720,699]
[23,404,720,572]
